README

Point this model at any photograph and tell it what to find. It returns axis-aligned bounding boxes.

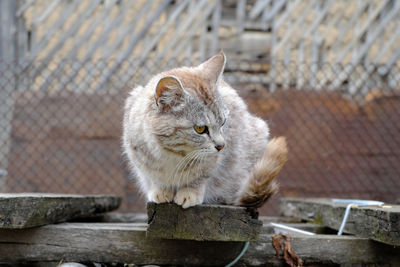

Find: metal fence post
[0,0,22,191]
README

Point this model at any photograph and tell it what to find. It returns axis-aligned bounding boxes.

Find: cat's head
[150,52,229,156]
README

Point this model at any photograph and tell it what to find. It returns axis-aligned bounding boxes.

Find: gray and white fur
[122,52,287,209]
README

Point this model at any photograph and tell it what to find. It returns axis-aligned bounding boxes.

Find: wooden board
[0,222,399,266]
[146,202,262,241]
[0,193,121,229]
[72,212,329,235]
[72,212,148,223]
[280,198,400,246]
[72,212,302,224]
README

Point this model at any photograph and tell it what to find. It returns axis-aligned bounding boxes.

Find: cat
[122,51,287,209]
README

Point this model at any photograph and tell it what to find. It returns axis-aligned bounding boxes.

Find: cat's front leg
[174,179,206,209]
[147,186,174,203]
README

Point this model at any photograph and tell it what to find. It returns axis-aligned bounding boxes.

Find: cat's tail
[237,137,288,208]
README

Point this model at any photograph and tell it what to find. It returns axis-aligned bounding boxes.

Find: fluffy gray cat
[122,52,287,209]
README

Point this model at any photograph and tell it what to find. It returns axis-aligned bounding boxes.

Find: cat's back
[125,85,150,112]
[122,85,152,157]
[204,80,270,203]
[219,80,269,138]
[208,81,270,167]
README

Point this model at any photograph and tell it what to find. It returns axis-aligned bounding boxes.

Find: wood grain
[280,197,400,246]
[146,202,262,241]
[0,222,399,265]
[0,193,121,229]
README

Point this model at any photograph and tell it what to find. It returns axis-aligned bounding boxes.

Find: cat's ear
[199,50,226,85]
[155,76,185,111]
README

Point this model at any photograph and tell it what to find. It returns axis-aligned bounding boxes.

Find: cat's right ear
[155,76,185,111]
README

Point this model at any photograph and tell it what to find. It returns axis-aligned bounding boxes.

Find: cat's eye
[194,125,208,134]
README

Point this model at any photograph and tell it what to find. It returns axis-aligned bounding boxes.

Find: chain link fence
[1,59,399,215]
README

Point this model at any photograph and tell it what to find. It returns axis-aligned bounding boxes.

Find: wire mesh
[0,59,399,215]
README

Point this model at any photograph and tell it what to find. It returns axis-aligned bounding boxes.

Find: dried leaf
[272,233,283,256]
[272,233,303,267]
[283,234,303,267]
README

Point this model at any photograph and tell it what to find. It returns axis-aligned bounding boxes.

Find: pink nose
[215,144,225,151]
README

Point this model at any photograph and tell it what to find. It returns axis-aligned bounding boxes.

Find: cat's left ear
[155,76,185,111]
[198,50,226,86]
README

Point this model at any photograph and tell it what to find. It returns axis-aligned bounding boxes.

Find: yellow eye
[194,125,207,134]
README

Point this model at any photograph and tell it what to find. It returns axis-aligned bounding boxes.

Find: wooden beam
[330,1,400,89]
[73,212,148,223]
[73,212,331,235]
[152,0,209,63]
[236,0,246,35]
[0,193,121,229]
[280,198,400,246]
[146,202,262,241]
[95,0,172,91]
[0,222,399,265]
[249,0,271,20]
[28,0,101,73]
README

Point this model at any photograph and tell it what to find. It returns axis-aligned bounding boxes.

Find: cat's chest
[146,150,216,186]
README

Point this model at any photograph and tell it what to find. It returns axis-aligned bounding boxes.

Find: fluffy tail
[237,137,288,208]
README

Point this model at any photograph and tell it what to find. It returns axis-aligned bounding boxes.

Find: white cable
[270,222,316,236]
[333,199,384,236]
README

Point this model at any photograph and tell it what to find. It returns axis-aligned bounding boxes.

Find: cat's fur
[122,52,287,209]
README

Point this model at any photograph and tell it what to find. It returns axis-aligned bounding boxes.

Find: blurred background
[1,0,399,215]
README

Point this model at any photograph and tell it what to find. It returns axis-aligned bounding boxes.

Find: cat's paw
[174,187,204,209]
[147,187,174,203]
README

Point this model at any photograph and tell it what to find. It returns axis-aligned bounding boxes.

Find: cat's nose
[215,144,225,151]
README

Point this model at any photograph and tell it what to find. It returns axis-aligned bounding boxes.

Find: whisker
[170,150,196,185]
[184,152,202,186]
[174,150,198,187]
[184,148,209,186]
[170,148,213,188]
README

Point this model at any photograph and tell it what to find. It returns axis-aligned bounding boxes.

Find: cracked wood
[280,197,400,246]
[146,202,262,241]
[0,222,399,265]
[0,193,121,229]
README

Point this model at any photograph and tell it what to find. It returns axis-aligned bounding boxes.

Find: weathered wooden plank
[72,212,148,223]
[29,0,77,67]
[73,212,304,225]
[172,1,222,63]
[49,0,130,93]
[136,0,190,62]
[95,0,172,91]
[236,0,246,34]
[0,222,399,265]
[249,0,271,20]
[261,0,286,24]
[300,0,333,41]
[32,0,60,27]
[0,193,121,229]
[272,1,313,55]
[280,198,400,246]
[146,202,262,241]
[210,0,221,55]
[73,212,329,235]
[104,0,190,90]
[15,0,36,18]
[30,0,101,76]
[152,0,208,63]
[330,1,400,89]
